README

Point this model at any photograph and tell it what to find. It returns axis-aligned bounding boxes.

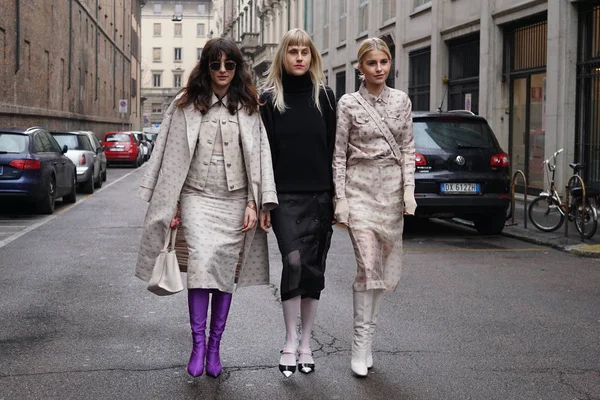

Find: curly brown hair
[176,38,259,115]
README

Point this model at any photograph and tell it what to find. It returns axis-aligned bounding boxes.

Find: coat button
[312,194,317,199]
[203,161,208,165]
[224,142,229,146]
[222,120,227,124]
[313,217,319,222]
[226,163,231,167]
[296,220,300,224]
[212,118,217,123]
[230,185,235,189]
[207,140,213,144]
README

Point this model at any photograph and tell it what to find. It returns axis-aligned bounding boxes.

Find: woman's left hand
[242,201,258,232]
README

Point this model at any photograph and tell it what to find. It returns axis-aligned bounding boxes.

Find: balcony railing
[240,33,260,55]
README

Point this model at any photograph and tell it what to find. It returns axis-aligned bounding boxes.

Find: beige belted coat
[135,98,278,289]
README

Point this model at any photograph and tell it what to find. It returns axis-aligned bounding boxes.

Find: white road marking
[0,167,143,250]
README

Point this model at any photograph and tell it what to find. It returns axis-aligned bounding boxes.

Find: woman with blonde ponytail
[334,37,416,377]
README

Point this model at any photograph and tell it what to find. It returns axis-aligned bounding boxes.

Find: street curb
[449,218,600,258]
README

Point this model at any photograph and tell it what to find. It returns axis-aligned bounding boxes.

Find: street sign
[119,99,128,114]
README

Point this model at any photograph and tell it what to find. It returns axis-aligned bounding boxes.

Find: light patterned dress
[333,84,415,291]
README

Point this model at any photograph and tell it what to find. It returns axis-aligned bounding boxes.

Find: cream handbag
[147,228,184,296]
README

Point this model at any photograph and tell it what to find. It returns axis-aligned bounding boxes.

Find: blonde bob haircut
[356,37,393,81]
[261,28,328,114]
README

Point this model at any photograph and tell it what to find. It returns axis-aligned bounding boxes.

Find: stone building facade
[0,0,145,136]
[140,0,215,132]
[310,0,600,194]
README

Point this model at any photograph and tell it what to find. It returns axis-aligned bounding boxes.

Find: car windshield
[52,134,89,151]
[0,133,28,153]
[144,134,157,141]
[105,133,130,142]
[413,118,496,151]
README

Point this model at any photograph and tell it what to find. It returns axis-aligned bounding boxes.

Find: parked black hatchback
[412,111,510,235]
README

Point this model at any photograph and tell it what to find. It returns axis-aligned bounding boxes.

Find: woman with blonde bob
[259,28,336,377]
[334,38,416,377]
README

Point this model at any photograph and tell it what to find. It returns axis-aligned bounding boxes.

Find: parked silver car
[78,130,107,183]
[50,131,104,194]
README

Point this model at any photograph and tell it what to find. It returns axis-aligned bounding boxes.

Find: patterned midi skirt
[270,192,334,301]
[179,154,247,292]
[346,159,404,292]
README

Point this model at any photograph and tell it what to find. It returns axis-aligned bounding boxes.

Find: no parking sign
[119,99,128,114]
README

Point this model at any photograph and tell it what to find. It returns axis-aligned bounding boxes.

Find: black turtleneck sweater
[259,73,336,193]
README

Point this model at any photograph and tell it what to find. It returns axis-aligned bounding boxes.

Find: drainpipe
[68,0,72,88]
[287,0,290,30]
[95,0,99,100]
[15,0,20,72]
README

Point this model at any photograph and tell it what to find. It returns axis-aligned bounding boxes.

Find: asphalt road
[0,166,599,400]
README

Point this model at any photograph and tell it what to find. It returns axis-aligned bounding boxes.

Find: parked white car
[50,131,104,194]
[78,130,107,183]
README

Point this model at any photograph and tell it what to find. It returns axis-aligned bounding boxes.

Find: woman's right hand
[259,210,272,232]
[334,198,349,226]
[170,202,181,228]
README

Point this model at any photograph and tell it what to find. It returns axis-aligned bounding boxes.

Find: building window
[408,48,431,111]
[577,4,600,188]
[151,103,162,113]
[322,0,329,50]
[174,23,182,37]
[382,0,396,23]
[153,47,162,62]
[153,3,161,14]
[198,4,206,15]
[305,0,314,36]
[174,47,182,62]
[197,47,203,61]
[358,1,369,34]
[339,0,347,43]
[197,23,205,36]
[153,23,161,36]
[174,74,183,88]
[152,73,162,87]
[174,4,183,16]
[414,0,431,8]
[335,71,346,100]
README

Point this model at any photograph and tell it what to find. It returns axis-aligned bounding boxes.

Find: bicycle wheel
[573,198,598,239]
[529,195,565,232]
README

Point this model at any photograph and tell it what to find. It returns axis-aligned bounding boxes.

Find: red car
[102,131,144,167]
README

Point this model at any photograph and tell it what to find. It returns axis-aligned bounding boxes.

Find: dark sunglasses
[209,61,237,71]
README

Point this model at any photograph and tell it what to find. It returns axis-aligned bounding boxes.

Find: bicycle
[528,148,598,239]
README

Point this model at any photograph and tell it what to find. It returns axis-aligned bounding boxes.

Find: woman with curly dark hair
[135,38,278,378]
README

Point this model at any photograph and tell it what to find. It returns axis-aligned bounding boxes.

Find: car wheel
[37,177,56,214]
[63,174,77,204]
[474,212,506,235]
[82,169,94,194]
[94,170,103,189]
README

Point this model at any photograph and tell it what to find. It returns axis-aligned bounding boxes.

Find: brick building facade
[0,0,145,136]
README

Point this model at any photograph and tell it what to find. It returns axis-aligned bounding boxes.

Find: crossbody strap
[351,92,402,160]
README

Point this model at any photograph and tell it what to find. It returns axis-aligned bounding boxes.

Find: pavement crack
[0,364,185,379]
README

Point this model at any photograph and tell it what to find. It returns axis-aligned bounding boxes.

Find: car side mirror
[96,146,103,154]
[62,144,68,154]
[103,145,109,151]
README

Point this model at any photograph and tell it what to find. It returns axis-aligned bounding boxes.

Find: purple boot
[187,289,210,377]
[205,290,233,378]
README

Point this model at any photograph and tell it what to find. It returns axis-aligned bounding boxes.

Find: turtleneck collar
[282,71,313,93]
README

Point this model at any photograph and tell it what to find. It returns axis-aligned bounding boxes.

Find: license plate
[441,183,480,194]
[111,147,124,151]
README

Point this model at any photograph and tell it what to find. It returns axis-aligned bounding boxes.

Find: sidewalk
[457,198,600,258]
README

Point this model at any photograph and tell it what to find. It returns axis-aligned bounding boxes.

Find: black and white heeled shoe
[279,348,297,378]
[297,348,315,374]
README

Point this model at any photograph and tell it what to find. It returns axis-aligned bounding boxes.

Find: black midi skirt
[270,192,334,301]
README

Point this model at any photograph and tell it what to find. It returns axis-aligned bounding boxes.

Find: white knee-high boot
[366,289,384,369]
[351,289,373,377]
